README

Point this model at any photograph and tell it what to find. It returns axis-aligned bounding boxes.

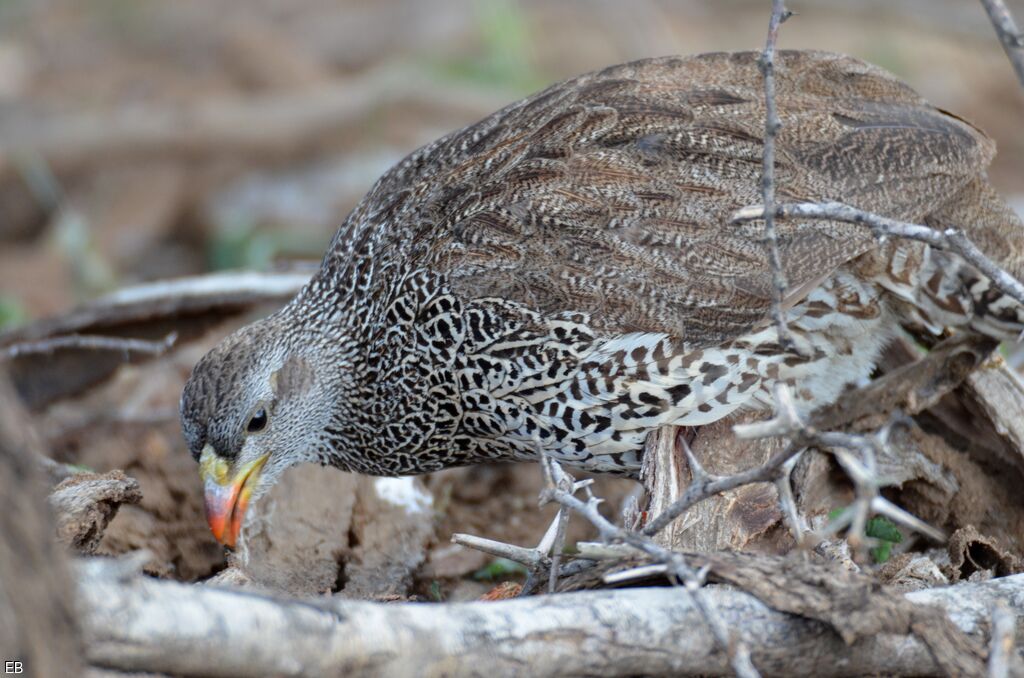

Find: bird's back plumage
[323,50,995,344]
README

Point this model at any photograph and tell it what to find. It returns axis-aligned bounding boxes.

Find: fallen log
[77,557,1023,677]
[50,470,142,554]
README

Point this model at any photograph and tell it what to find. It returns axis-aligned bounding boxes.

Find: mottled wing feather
[342,50,994,346]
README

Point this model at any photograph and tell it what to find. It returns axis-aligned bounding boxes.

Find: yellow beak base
[199,446,269,548]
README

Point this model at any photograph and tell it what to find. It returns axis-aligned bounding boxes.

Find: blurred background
[0,0,1022,326]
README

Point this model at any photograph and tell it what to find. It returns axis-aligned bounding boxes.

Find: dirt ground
[2,0,1024,600]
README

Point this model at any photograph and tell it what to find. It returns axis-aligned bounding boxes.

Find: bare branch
[870,496,946,544]
[450,533,547,569]
[546,505,571,594]
[979,0,1024,89]
[1,331,177,361]
[758,0,795,349]
[602,563,668,585]
[733,382,805,439]
[732,201,1024,308]
[451,459,589,593]
[774,452,807,544]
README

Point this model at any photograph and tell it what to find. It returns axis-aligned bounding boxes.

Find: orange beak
[199,445,269,548]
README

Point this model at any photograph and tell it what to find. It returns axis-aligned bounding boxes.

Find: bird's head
[180,319,328,548]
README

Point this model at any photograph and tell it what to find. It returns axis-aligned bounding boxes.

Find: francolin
[180,51,1024,547]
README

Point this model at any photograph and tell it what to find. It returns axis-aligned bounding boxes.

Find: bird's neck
[288,257,468,475]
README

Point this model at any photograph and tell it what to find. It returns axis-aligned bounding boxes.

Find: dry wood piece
[2,332,178,360]
[962,358,1024,478]
[946,525,1020,582]
[989,600,1016,678]
[76,555,1024,677]
[813,333,997,427]
[0,270,313,349]
[50,470,142,554]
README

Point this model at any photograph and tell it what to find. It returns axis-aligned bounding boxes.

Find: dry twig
[979,0,1024,89]
[1,332,177,361]
[758,0,795,349]
[451,468,586,594]
[539,456,574,593]
[449,532,549,569]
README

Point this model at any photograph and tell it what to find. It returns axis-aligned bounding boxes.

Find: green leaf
[429,580,444,602]
[865,516,903,544]
[828,507,848,522]
[430,0,544,94]
[0,297,27,330]
[827,509,901,563]
[870,542,893,564]
[472,557,529,581]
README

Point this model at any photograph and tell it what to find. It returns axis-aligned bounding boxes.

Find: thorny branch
[642,382,948,554]
[539,455,574,593]
[451,471,582,592]
[979,0,1024,90]
[758,0,794,350]
[738,388,947,546]
[450,532,548,569]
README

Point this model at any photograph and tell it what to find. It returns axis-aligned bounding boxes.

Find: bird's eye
[247,408,268,433]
